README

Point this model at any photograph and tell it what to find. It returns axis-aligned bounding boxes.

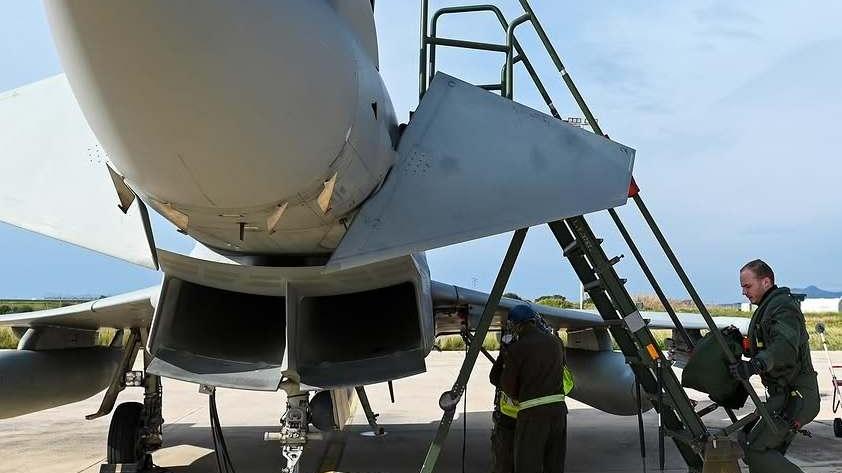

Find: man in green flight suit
[730,259,820,473]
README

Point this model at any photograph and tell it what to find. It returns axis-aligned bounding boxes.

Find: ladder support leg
[418,228,528,473]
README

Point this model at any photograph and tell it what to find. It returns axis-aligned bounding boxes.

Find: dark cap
[508,304,537,323]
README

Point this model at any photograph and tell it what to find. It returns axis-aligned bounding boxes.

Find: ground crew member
[731,259,820,473]
[489,330,517,473]
[500,304,571,473]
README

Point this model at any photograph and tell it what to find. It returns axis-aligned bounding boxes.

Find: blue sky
[1,1,840,302]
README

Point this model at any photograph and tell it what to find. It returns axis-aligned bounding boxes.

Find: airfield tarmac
[2,352,841,473]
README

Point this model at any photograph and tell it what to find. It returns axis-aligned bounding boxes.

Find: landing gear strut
[265,380,311,473]
[104,371,163,472]
[281,392,308,473]
[94,329,164,472]
[355,385,386,436]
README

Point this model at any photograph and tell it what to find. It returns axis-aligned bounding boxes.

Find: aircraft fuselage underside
[146,249,435,391]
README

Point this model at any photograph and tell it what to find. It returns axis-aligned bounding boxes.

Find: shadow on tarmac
[148,407,842,473]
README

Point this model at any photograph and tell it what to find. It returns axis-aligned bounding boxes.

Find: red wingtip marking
[628,177,640,197]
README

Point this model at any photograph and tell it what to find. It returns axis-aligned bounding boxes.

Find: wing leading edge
[0,75,157,269]
[432,280,749,334]
[327,73,635,271]
[0,286,157,331]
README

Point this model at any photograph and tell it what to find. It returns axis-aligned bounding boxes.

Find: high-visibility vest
[562,366,575,395]
[499,391,520,418]
[499,366,575,419]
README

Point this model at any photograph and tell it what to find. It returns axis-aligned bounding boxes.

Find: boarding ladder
[416,2,779,472]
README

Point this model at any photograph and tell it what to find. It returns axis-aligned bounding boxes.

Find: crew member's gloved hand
[729,358,764,380]
[721,325,742,338]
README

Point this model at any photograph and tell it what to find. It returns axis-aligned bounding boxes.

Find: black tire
[107,402,144,464]
[309,390,336,431]
[834,417,842,438]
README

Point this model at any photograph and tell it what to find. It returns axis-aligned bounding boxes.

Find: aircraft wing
[643,312,749,334]
[432,280,749,334]
[327,73,635,271]
[432,281,604,332]
[0,286,157,331]
[0,75,157,269]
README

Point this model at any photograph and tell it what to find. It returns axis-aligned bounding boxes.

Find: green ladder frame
[416,2,778,472]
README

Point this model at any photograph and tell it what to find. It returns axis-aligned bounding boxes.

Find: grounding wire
[209,391,238,473]
[462,334,468,473]
[209,393,225,473]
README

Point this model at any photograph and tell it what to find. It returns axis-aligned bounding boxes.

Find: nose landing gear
[264,380,311,473]
[102,374,163,472]
[280,392,309,473]
[94,329,164,473]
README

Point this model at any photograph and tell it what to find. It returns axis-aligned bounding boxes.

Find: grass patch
[437,333,501,352]
[804,313,842,350]
[0,299,101,349]
[0,300,76,314]
[0,326,120,349]
[647,312,841,350]
[0,327,18,349]
[623,295,842,350]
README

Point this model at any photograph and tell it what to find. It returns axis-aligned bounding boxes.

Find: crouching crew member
[731,259,820,473]
[490,328,517,473]
[499,305,573,473]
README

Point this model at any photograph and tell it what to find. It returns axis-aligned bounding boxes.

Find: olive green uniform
[743,286,820,473]
[501,324,567,473]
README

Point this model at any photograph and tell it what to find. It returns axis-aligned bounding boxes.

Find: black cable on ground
[634,372,647,473]
[209,393,224,472]
[209,391,237,473]
[210,393,228,473]
[462,336,468,473]
[216,400,236,472]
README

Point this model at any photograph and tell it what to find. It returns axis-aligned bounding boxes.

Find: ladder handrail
[503,14,530,99]
[429,5,509,90]
[632,193,777,433]
[422,0,749,370]
[416,3,781,471]
[421,3,562,119]
[512,0,779,436]
[514,0,604,136]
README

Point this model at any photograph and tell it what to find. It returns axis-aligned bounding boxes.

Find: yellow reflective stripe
[519,394,565,410]
[499,392,519,418]
[562,367,575,395]
[499,366,573,416]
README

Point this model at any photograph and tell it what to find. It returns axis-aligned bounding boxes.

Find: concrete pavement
[1,352,840,473]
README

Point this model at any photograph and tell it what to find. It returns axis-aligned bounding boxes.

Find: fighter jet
[0,1,746,470]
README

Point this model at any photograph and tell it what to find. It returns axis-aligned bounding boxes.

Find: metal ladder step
[549,219,706,469]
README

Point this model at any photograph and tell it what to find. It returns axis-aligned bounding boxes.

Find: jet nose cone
[45,0,359,208]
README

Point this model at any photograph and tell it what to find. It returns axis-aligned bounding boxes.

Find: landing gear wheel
[834,417,842,438]
[310,391,338,431]
[107,402,151,468]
